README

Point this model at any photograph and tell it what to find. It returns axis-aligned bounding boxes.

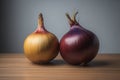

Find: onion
[24,13,59,64]
[60,12,99,65]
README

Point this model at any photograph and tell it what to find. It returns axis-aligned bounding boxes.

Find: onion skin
[24,13,59,64]
[60,12,99,65]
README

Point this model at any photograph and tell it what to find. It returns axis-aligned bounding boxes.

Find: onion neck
[35,13,47,33]
[38,13,44,28]
[66,12,82,28]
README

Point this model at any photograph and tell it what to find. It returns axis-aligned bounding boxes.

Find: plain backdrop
[0,0,120,53]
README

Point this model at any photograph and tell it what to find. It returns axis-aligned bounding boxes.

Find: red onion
[60,12,99,65]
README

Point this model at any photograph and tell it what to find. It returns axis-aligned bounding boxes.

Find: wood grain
[0,53,120,80]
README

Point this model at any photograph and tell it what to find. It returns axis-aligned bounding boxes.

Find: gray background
[0,0,120,53]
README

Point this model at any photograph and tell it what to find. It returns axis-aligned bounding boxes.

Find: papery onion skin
[24,13,59,64]
[60,12,99,65]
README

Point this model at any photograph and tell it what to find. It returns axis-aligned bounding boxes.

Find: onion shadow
[68,60,110,68]
[82,60,110,67]
[32,59,66,66]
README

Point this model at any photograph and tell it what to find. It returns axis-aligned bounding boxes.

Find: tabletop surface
[0,53,120,80]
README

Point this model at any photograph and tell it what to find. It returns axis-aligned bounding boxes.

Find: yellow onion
[24,13,59,64]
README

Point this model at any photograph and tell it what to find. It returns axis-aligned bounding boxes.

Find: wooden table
[0,53,120,80]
